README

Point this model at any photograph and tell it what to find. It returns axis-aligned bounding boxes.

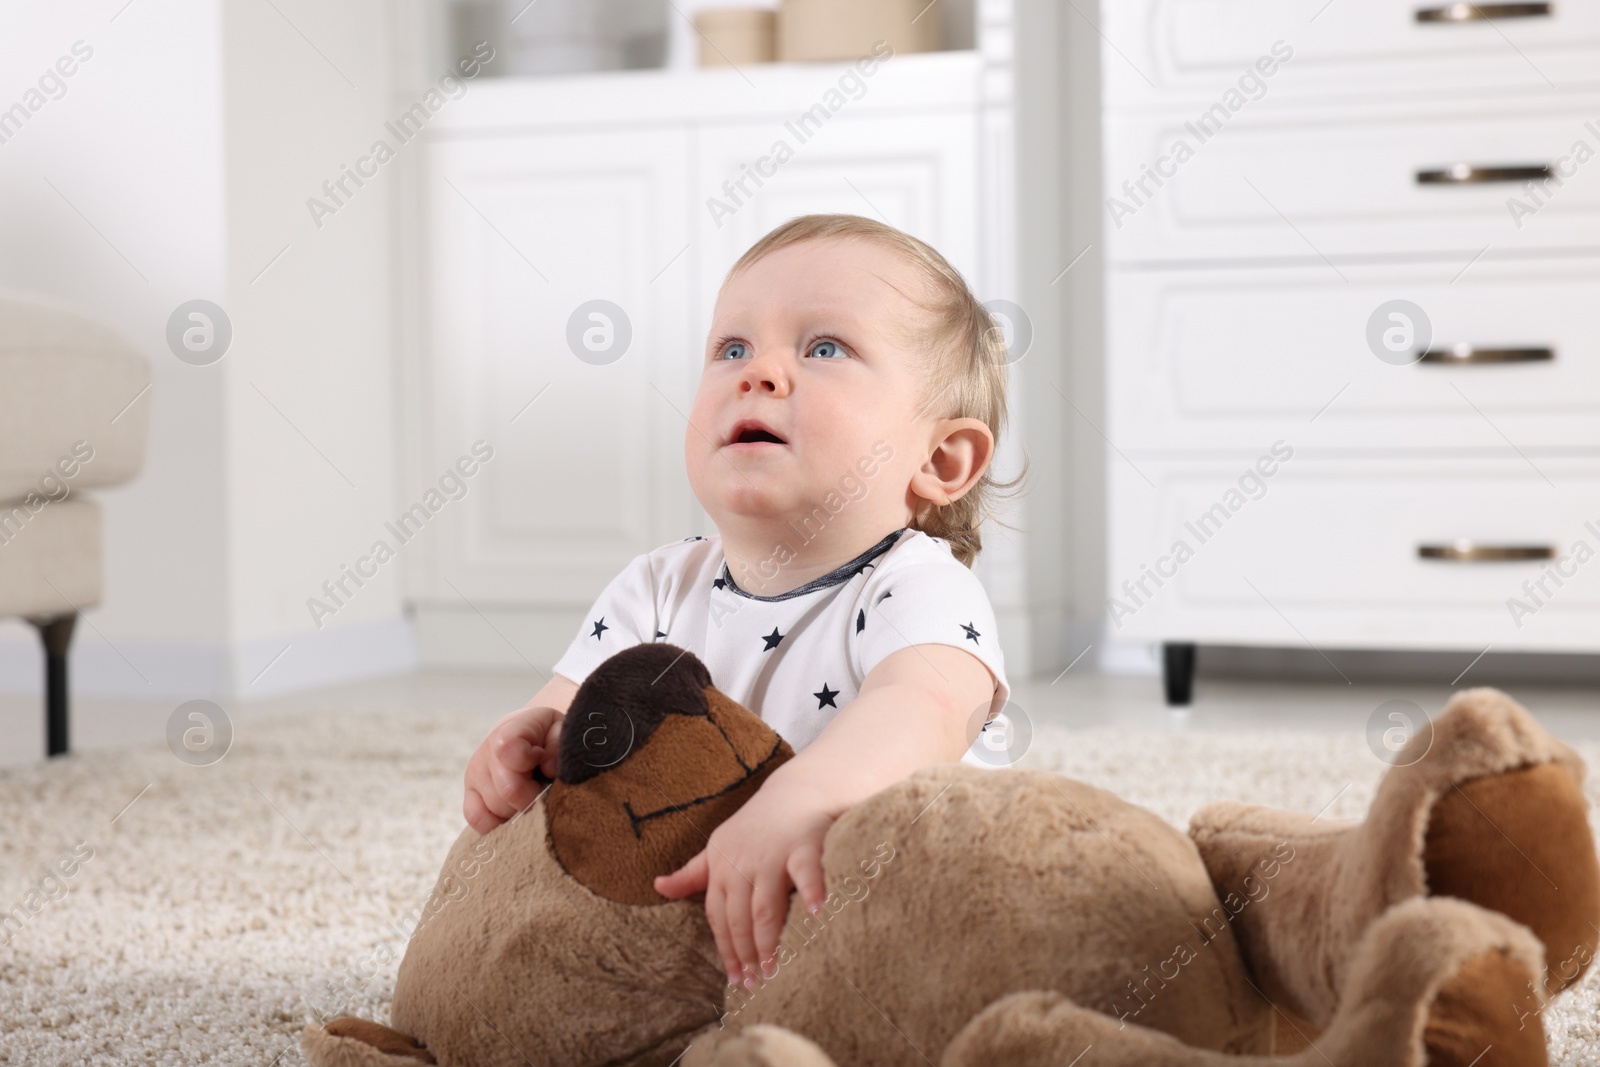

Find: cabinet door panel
[417,128,693,605]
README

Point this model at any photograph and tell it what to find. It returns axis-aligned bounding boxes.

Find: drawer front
[1106,458,1600,650]
[1106,259,1600,452]
[1102,0,1600,107]
[1103,101,1600,261]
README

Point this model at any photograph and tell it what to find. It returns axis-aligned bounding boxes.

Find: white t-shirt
[551,527,1013,768]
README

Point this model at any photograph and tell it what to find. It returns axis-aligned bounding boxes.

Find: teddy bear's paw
[940,990,1249,1067]
[1315,896,1549,1067]
[941,991,1104,1067]
[1416,692,1600,997]
[300,1017,436,1067]
[686,1025,838,1067]
[946,989,1312,1067]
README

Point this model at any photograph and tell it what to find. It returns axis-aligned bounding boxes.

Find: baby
[463,213,1016,994]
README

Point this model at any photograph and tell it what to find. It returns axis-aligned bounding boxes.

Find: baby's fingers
[722,874,760,986]
[489,753,543,815]
[786,843,827,917]
[654,850,709,900]
[704,881,739,987]
[541,717,563,778]
[494,728,539,773]
[463,787,499,836]
[751,874,794,977]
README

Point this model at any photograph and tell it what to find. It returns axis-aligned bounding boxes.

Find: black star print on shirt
[655,630,666,639]
[814,683,839,709]
[591,618,609,639]
[761,627,784,651]
[713,576,727,590]
[857,589,892,633]
[960,621,980,644]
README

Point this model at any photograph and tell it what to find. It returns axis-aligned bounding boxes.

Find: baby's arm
[654,643,995,986]
[463,673,580,834]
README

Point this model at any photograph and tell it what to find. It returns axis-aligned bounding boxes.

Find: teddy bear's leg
[300,1017,437,1066]
[940,897,1548,1067]
[1188,687,1599,1024]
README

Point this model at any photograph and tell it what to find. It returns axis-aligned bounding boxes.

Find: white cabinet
[405,51,1012,669]
[1100,0,1600,699]
[417,128,694,607]
[1106,258,1600,452]
[1101,0,1600,106]
[1108,458,1600,652]
[690,112,981,283]
[1104,97,1600,261]
[690,109,983,363]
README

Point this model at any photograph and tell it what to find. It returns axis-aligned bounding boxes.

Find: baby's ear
[910,417,994,507]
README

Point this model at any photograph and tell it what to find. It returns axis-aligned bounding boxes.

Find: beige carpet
[1,707,1597,1066]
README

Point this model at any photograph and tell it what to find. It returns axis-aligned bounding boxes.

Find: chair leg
[29,613,77,758]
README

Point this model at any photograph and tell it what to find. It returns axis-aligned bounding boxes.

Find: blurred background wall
[0,0,1107,708]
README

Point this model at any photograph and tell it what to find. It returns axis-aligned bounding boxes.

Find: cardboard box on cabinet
[694,8,777,67]
[777,0,940,61]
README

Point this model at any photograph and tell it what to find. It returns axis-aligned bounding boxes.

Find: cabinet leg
[29,613,77,758]
[1162,642,1196,707]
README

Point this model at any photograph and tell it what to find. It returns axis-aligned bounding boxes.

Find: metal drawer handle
[1416,2,1551,22]
[1417,163,1553,185]
[1419,542,1556,562]
[1419,344,1555,364]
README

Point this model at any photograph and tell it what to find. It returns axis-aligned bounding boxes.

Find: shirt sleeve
[854,558,1012,757]
[550,551,658,688]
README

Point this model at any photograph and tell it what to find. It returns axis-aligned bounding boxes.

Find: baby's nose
[738,358,790,395]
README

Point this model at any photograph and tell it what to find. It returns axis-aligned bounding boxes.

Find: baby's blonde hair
[725,214,1025,568]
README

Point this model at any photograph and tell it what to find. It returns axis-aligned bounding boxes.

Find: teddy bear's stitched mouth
[620,735,788,838]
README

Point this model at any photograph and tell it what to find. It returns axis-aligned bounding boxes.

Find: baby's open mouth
[727,419,787,446]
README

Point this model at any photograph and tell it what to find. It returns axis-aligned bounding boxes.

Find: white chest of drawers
[1099,0,1600,701]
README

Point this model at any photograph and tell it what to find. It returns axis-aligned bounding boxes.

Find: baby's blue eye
[808,340,845,359]
[719,341,750,361]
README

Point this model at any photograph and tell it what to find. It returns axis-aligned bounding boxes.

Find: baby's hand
[654,779,834,987]
[463,705,563,835]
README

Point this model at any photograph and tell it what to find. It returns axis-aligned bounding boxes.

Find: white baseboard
[0,615,418,700]
[411,602,575,675]
[1097,631,1162,676]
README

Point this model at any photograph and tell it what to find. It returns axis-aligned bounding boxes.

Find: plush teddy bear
[300,643,1599,1067]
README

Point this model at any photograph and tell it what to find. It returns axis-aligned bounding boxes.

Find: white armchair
[0,293,152,757]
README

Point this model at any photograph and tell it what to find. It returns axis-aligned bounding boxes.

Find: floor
[3,663,1597,769]
[1,667,1598,1065]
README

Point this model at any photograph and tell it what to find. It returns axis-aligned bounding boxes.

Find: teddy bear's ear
[546,643,794,905]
